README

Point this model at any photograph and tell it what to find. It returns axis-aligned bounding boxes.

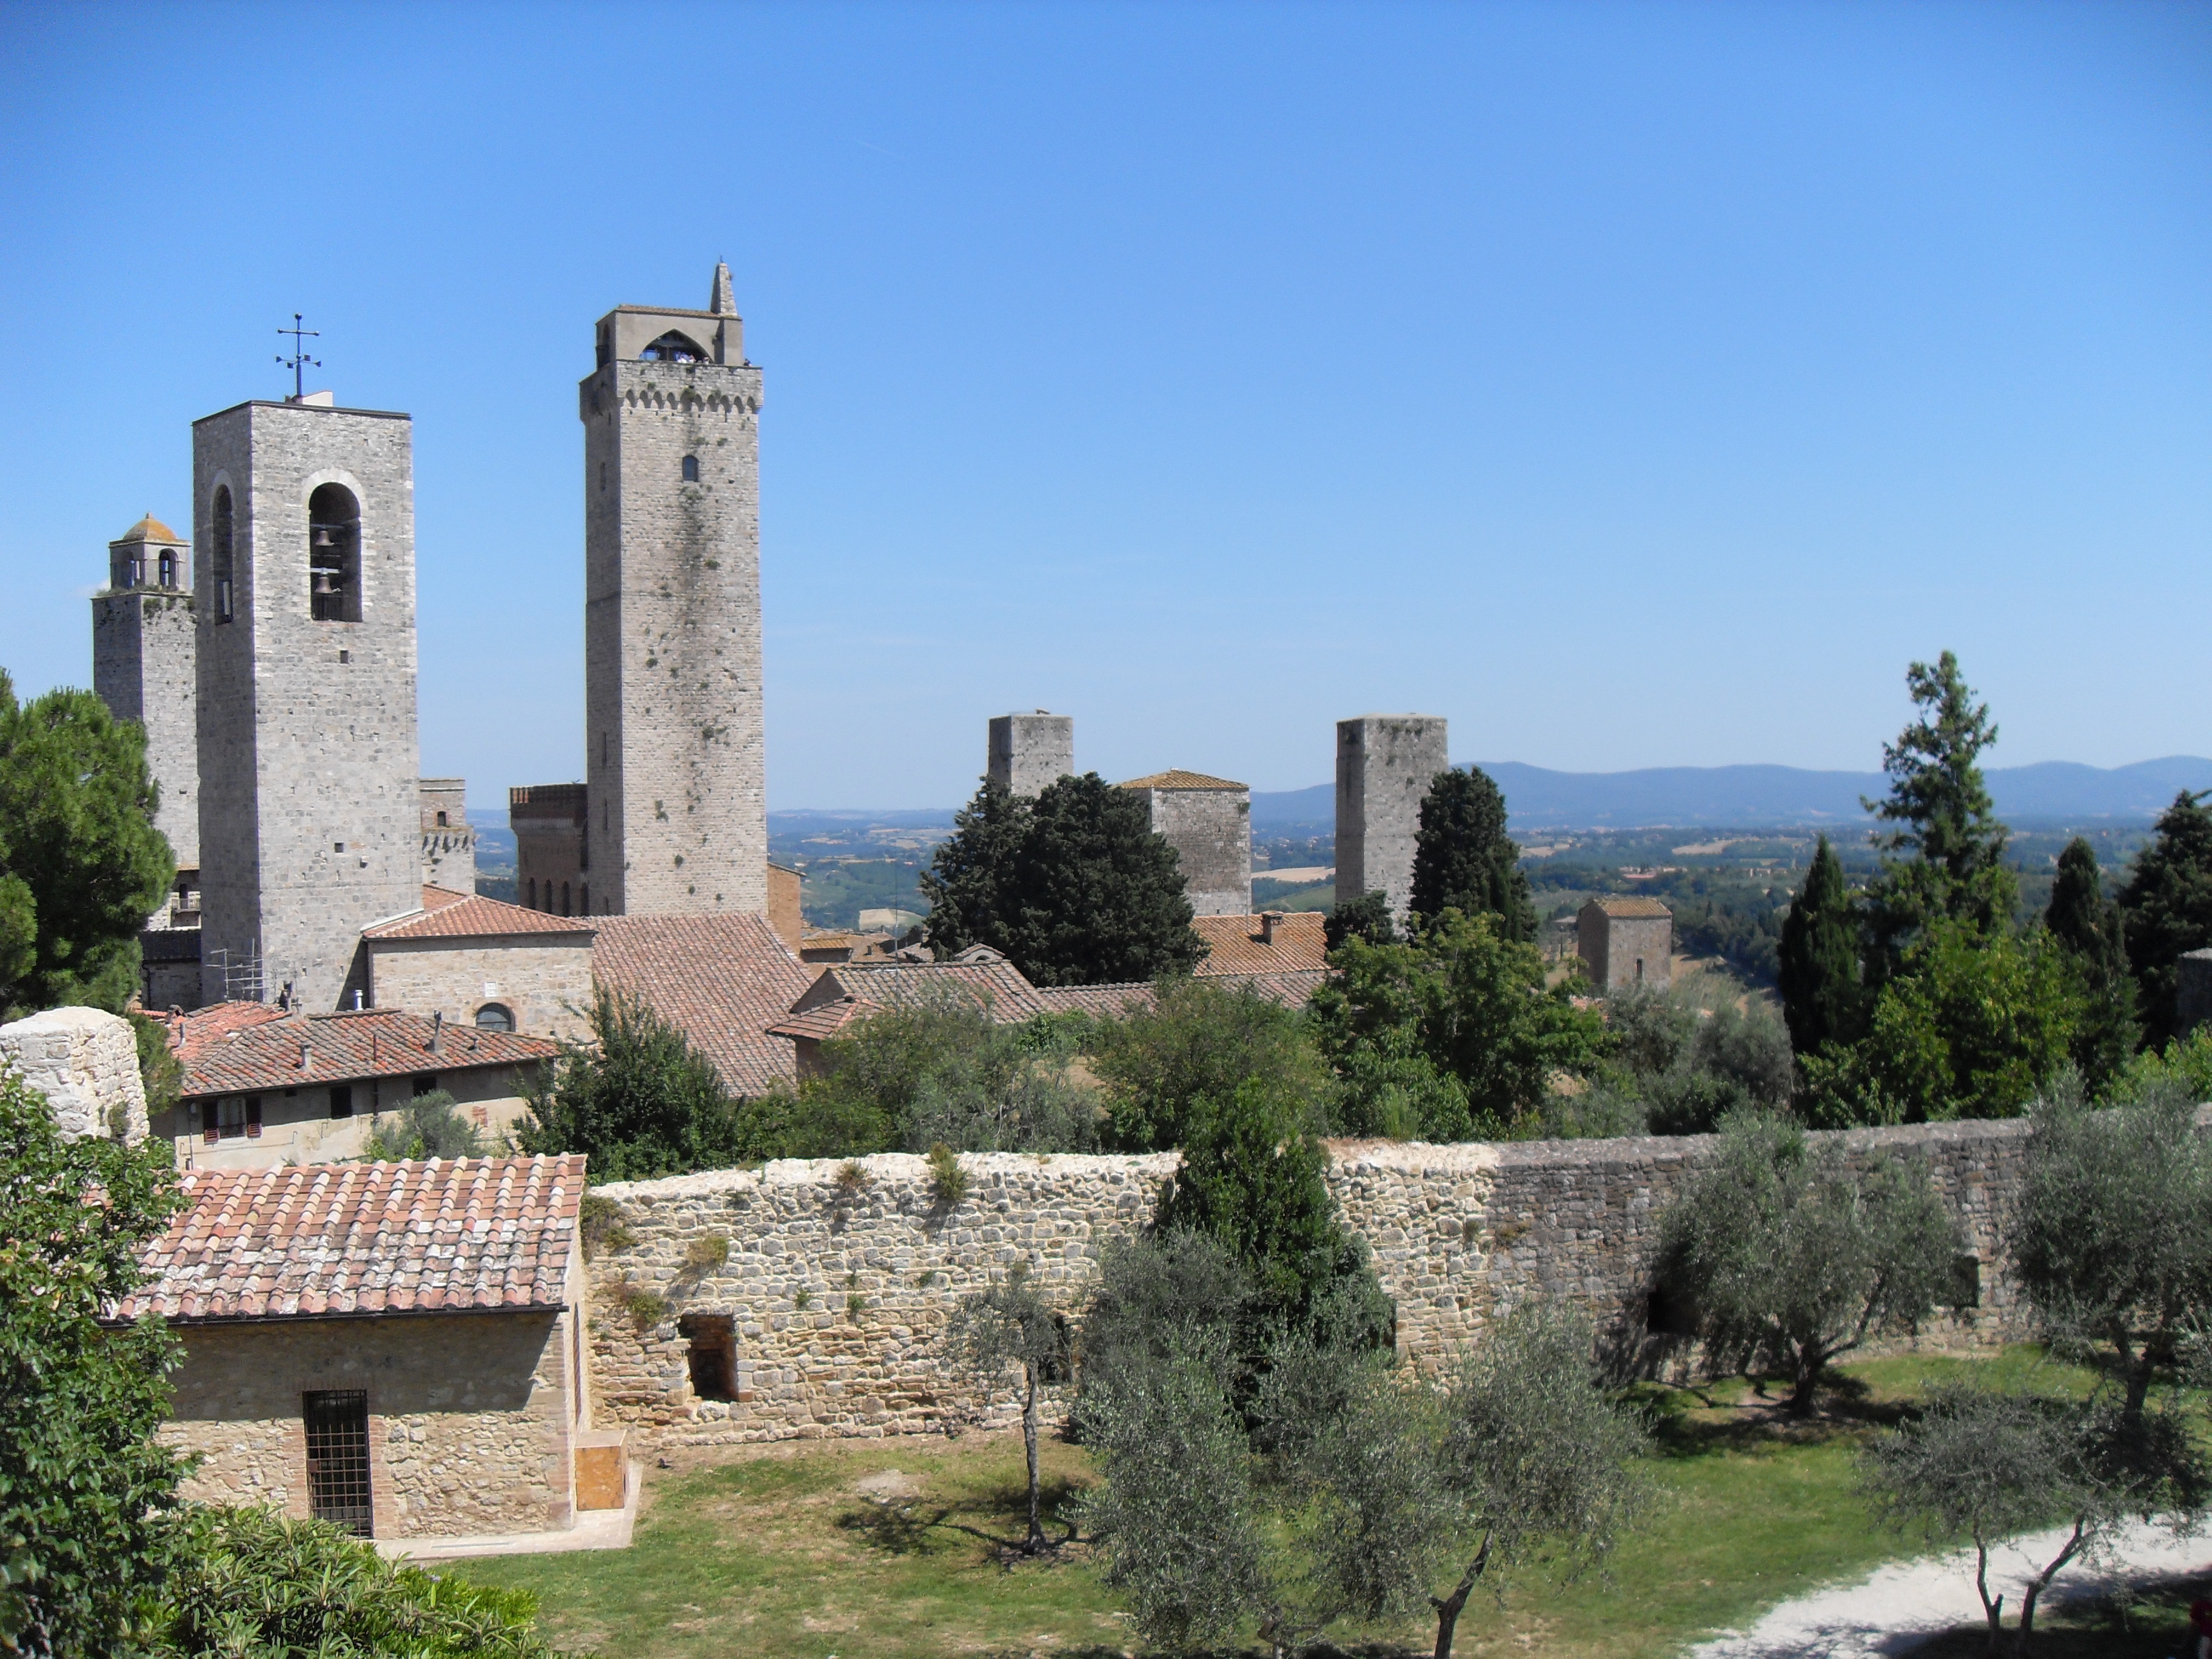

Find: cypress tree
[1408,765,1536,942]
[2118,791,2212,1048]
[2046,837,2139,1088]
[1777,834,1866,1056]
[919,777,1030,959]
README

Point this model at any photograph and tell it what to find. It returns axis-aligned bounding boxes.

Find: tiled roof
[167,1003,557,1099]
[363,889,596,940]
[116,513,183,544]
[113,1155,585,1322]
[1031,982,1159,1017]
[1118,769,1247,791]
[766,999,879,1042]
[1587,895,1674,919]
[1193,911,1330,974]
[793,959,1049,1022]
[1212,968,1330,1009]
[592,913,812,1098]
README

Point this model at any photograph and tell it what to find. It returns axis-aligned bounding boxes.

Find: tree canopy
[1409,767,1535,941]
[0,671,175,1016]
[2045,836,2139,1091]
[920,773,1204,987]
[2118,789,2212,1049]
[1776,834,1866,1057]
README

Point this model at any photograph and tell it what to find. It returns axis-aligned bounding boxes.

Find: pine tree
[1776,834,1866,1056]
[1860,651,2017,980]
[1409,766,1537,941]
[2045,837,2139,1088]
[2118,791,2212,1049]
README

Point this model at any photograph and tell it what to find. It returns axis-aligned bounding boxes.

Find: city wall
[581,1118,2034,1447]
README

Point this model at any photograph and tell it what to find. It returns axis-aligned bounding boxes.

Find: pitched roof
[115,513,183,545]
[1192,911,1330,975]
[1031,982,1159,1018]
[766,999,879,1042]
[792,959,1050,1022]
[113,1155,585,1322]
[167,1003,558,1098]
[592,913,812,1098]
[1117,769,1247,791]
[1212,968,1330,1009]
[363,888,596,941]
[1586,895,1674,919]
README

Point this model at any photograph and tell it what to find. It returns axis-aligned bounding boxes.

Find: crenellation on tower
[192,398,421,1010]
[581,262,766,916]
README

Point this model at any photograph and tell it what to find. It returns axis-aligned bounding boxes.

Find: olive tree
[947,1263,1071,1555]
[1657,1111,1960,1415]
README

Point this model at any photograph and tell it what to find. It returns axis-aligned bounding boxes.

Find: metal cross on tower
[276,314,321,401]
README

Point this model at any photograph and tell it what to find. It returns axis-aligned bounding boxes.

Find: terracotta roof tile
[1031,982,1159,1017]
[592,913,812,1098]
[793,959,1048,1022]
[766,998,880,1042]
[1192,911,1329,974]
[113,1154,585,1322]
[116,514,183,544]
[1587,895,1673,918]
[1117,769,1247,791]
[167,1003,557,1098]
[364,891,597,940]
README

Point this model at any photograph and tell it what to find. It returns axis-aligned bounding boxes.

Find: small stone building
[1119,769,1252,916]
[362,886,595,1041]
[1577,894,1674,991]
[113,1155,609,1544]
[156,1001,559,1170]
[420,778,477,891]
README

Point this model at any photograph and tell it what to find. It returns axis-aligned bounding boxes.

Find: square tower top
[595,261,746,369]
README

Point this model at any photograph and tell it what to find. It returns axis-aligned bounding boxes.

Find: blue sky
[2,2,2205,810]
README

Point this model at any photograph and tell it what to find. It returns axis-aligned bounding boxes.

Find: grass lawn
[455,1348,2139,1658]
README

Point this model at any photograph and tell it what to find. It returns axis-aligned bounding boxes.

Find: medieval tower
[1336,714,1448,920]
[987,711,1074,798]
[192,395,421,1008]
[92,515,199,872]
[581,262,766,915]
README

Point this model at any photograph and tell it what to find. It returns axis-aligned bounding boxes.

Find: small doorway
[678,1313,737,1401]
[303,1389,374,1535]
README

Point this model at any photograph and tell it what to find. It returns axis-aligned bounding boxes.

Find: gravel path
[1686,1518,2212,1657]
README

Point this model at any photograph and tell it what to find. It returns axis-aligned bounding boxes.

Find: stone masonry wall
[581,1119,2037,1447]
[92,589,200,870]
[163,1310,577,1539]
[988,713,1075,798]
[582,346,766,917]
[0,1006,149,1142]
[1336,715,1448,920]
[367,935,594,1041]
[1143,785,1252,916]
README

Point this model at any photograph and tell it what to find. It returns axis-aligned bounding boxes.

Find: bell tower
[192,392,420,1007]
[92,514,199,871]
[580,262,766,915]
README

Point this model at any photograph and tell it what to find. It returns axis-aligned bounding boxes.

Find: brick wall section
[582,335,766,916]
[579,1120,2052,1446]
[366,936,594,1041]
[193,401,420,1009]
[92,588,199,869]
[1336,716,1447,920]
[162,1310,578,1538]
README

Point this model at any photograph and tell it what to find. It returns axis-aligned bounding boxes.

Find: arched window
[157,550,176,589]
[475,1004,514,1032]
[211,486,235,622]
[640,331,707,363]
[307,484,361,622]
[560,882,571,917]
[681,454,699,483]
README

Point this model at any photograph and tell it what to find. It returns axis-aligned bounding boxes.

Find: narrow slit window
[211,486,235,622]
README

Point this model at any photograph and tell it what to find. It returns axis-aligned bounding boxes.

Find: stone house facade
[362,886,595,1041]
[113,1155,606,1543]
[1577,894,1674,991]
[1119,770,1252,916]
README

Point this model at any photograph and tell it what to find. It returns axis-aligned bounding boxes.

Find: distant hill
[1250,757,2212,834]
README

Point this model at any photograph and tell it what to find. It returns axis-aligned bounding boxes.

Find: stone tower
[1119,771,1251,916]
[582,263,766,916]
[987,712,1073,797]
[192,395,421,1009]
[1335,714,1447,920]
[92,515,199,871]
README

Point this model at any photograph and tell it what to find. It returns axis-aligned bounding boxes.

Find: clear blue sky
[2,2,2205,810]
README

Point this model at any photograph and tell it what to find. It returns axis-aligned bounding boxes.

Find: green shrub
[683,1233,729,1271]
[1088,975,1328,1152]
[610,1281,668,1331]
[577,1193,634,1261]
[517,986,748,1180]
[361,1090,483,1161]
[925,1142,968,1206]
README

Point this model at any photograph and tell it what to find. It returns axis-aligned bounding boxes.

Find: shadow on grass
[835,1475,1087,1564]
[1627,1369,1917,1461]
[1905,1566,2212,1658]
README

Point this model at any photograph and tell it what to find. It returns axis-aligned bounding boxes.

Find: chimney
[1259,911,1281,946]
[429,1010,444,1054]
[297,1040,313,1071]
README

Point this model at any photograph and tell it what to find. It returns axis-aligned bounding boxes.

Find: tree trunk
[1021,1362,1044,1553]
[1786,1344,1826,1418]
[1972,1537,2003,1657]
[1430,1532,1492,1659]
[2011,1517,2087,1657]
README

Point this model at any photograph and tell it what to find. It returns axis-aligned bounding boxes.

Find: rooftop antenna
[276,313,321,401]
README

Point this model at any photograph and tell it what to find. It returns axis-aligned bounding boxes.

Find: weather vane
[276,314,321,401]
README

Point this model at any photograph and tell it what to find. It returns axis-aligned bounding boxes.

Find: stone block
[0,1006,147,1142]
